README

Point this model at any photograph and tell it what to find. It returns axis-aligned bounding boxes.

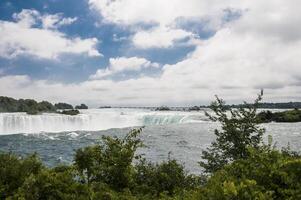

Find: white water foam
[0,109,207,134]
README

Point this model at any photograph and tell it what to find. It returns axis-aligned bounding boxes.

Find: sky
[0,0,301,107]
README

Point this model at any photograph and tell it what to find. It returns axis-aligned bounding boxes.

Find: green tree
[75,104,88,109]
[37,101,56,112]
[14,166,90,200]
[200,90,265,173]
[199,147,301,200]
[55,102,73,110]
[0,153,43,199]
[74,128,144,190]
[134,157,191,196]
[0,96,19,112]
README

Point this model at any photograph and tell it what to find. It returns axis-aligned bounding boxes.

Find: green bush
[0,153,43,199]
[200,91,265,173]
[199,147,301,200]
[0,131,301,200]
[134,158,194,196]
[75,128,144,190]
[14,166,90,200]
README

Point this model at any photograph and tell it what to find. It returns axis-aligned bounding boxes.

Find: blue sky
[0,0,197,83]
[0,0,300,106]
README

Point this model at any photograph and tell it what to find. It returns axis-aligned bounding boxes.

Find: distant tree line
[155,106,171,111]
[199,102,301,109]
[155,102,301,112]
[0,96,88,115]
[75,104,89,109]
[257,109,301,123]
[54,102,74,110]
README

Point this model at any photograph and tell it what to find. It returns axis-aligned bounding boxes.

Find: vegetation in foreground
[1,92,301,199]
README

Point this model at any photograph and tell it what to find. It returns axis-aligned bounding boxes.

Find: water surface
[0,109,300,174]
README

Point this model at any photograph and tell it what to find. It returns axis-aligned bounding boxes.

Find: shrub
[200,91,265,173]
[200,147,301,200]
[74,128,143,190]
[14,166,90,200]
[0,153,43,199]
[134,158,191,196]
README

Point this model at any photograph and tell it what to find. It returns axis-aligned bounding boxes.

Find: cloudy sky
[0,0,300,107]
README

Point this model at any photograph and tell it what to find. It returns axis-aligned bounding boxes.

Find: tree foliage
[54,102,74,110]
[200,91,265,173]
[199,146,301,200]
[0,96,82,115]
[0,128,199,199]
[0,96,56,114]
[75,104,88,109]
[0,153,43,199]
[58,109,80,116]
[257,108,301,123]
[74,128,144,190]
[134,157,196,196]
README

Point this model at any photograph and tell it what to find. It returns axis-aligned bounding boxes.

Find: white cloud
[2,1,301,106]
[90,57,159,79]
[132,26,194,49]
[112,34,127,42]
[89,0,240,26]
[1,72,301,107]
[0,9,101,59]
[109,57,159,71]
[12,9,78,30]
[89,0,245,49]
[233,1,301,42]
[41,14,77,29]
[90,68,113,79]
[12,9,40,28]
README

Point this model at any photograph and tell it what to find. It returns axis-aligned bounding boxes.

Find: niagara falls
[1,107,301,175]
[0,109,207,134]
[1,0,301,199]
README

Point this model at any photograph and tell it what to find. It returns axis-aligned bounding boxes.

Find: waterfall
[141,113,206,125]
[0,109,207,134]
